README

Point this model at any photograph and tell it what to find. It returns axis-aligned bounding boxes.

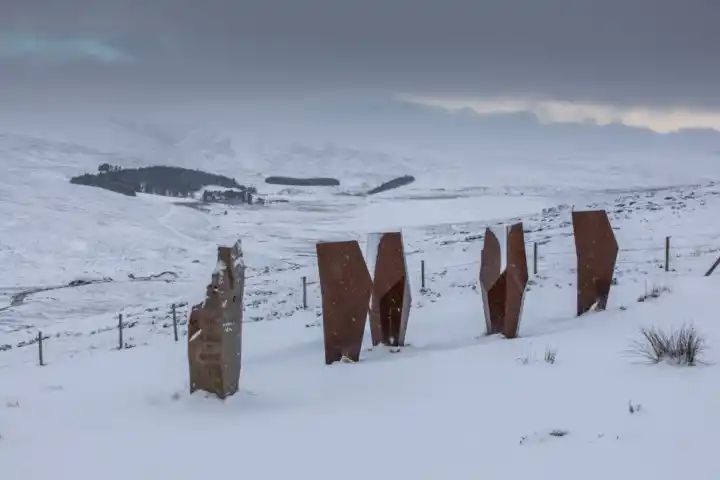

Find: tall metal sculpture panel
[480,229,504,335]
[572,210,618,316]
[504,223,528,338]
[369,232,411,347]
[479,223,528,338]
[366,232,382,344]
[188,240,245,398]
[317,240,373,364]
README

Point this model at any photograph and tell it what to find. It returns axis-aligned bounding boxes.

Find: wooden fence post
[172,304,178,342]
[421,260,426,290]
[706,256,720,277]
[533,242,538,275]
[665,236,671,272]
[38,331,44,366]
[302,276,307,309]
[118,313,123,350]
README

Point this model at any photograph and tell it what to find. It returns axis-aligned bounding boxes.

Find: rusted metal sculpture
[480,229,505,335]
[188,240,245,398]
[317,240,373,365]
[505,223,529,338]
[572,210,618,316]
[368,232,411,347]
[479,223,528,338]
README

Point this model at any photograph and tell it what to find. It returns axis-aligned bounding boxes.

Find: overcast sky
[2,0,720,131]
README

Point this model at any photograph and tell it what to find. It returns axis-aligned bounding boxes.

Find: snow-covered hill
[1,105,720,478]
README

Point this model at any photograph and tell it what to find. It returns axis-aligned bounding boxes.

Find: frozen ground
[1,124,720,479]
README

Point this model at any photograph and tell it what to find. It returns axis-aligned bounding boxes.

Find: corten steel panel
[504,223,529,338]
[366,233,382,344]
[369,232,412,347]
[188,240,245,398]
[572,210,618,316]
[317,241,373,365]
[480,228,505,335]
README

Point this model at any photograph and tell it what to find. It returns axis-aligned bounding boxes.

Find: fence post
[665,236,671,272]
[533,242,538,275]
[302,276,307,309]
[38,331,44,366]
[706,256,720,277]
[118,313,123,350]
[172,303,178,342]
[421,260,426,290]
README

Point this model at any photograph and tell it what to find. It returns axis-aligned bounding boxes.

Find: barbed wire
[4,237,718,365]
[245,241,719,281]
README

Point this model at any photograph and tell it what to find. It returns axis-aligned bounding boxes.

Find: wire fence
[3,235,719,368]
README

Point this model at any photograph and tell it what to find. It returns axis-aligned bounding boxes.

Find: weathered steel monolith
[317,240,373,364]
[572,210,618,316]
[480,229,505,335]
[504,223,529,338]
[188,240,245,398]
[368,232,411,347]
[479,223,528,338]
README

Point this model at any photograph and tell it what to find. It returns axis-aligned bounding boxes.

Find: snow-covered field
[1,117,720,479]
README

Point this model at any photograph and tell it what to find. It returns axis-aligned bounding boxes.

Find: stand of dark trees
[367,175,416,195]
[70,165,245,197]
[265,176,340,186]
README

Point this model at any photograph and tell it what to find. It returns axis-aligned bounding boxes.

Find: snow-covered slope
[1,106,720,478]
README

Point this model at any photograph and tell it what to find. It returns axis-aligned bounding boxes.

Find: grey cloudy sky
[2,0,719,116]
